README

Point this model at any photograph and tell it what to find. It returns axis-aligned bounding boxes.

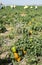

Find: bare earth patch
[20,13,27,17]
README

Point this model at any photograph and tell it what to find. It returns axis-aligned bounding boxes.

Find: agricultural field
[0,6,42,65]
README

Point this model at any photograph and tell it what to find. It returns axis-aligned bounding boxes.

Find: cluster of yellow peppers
[11,46,26,62]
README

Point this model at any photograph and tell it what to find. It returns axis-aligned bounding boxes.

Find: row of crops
[0,6,42,65]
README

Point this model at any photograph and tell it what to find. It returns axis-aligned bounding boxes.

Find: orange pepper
[17,57,21,62]
[14,53,19,59]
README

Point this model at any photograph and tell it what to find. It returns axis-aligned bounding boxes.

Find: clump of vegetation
[0,26,7,33]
